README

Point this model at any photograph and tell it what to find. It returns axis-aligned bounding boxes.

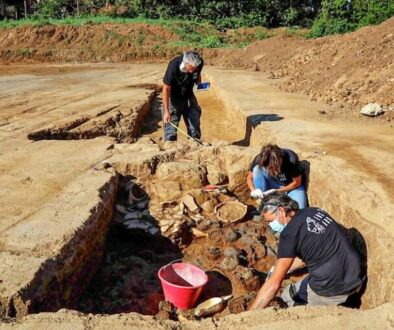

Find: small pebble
[224,247,240,257]
[224,228,238,242]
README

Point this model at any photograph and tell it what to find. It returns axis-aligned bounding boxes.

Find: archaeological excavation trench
[1,75,392,324]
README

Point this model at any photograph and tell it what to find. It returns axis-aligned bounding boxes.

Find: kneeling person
[249,193,363,310]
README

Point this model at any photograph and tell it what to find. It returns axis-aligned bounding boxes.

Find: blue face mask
[269,219,286,233]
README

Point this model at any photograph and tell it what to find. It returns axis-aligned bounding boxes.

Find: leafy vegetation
[0,0,319,27]
[309,0,394,37]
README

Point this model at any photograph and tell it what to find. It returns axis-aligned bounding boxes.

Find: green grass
[0,15,195,29]
[16,48,33,56]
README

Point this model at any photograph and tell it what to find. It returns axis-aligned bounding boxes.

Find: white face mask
[179,62,187,73]
[269,219,286,233]
[268,209,287,233]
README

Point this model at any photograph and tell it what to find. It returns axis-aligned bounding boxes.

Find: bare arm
[276,175,302,193]
[247,171,255,191]
[248,257,293,310]
[162,83,171,123]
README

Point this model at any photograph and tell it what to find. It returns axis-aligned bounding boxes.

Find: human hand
[263,189,277,197]
[163,111,171,124]
[251,189,264,199]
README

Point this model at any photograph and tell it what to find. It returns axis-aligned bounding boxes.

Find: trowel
[194,294,232,317]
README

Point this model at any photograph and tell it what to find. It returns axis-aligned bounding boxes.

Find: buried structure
[0,65,393,328]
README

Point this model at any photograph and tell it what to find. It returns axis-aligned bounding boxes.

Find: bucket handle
[162,259,207,272]
[162,258,183,271]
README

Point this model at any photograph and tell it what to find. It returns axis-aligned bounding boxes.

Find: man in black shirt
[249,193,364,310]
[162,51,204,141]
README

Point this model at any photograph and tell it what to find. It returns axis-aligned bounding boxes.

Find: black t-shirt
[250,148,301,185]
[163,55,204,99]
[278,207,362,296]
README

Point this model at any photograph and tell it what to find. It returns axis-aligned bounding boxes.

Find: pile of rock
[112,180,160,235]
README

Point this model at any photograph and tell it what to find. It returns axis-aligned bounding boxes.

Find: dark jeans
[162,95,201,141]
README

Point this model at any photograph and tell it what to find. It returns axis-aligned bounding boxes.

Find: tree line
[0,0,393,37]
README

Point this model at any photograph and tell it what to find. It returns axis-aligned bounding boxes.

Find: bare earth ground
[0,63,393,329]
[0,17,393,330]
[0,17,393,122]
[206,17,394,123]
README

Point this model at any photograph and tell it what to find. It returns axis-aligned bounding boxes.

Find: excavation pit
[0,64,392,328]
[72,169,367,320]
[74,174,279,319]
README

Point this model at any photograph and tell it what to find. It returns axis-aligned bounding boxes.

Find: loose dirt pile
[207,17,394,121]
[0,23,179,63]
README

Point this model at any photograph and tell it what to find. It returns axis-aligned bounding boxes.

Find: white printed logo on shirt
[307,217,326,234]
[306,211,334,234]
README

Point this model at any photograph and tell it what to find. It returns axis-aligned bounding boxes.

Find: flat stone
[207,164,228,185]
[124,211,142,220]
[116,204,128,214]
[360,103,384,116]
[148,227,160,235]
[125,220,150,230]
[181,194,199,212]
[156,161,207,190]
[200,200,216,213]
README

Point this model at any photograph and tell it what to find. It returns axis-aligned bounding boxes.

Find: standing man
[249,193,364,309]
[162,50,204,141]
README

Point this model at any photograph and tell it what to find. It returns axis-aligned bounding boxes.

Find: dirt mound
[0,23,180,62]
[206,17,394,120]
[1,19,393,121]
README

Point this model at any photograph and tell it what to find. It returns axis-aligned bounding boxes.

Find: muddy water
[140,89,246,144]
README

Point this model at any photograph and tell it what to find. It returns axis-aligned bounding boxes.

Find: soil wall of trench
[0,175,118,319]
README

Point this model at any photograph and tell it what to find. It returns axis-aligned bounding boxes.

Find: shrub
[309,0,394,38]
[32,0,69,19]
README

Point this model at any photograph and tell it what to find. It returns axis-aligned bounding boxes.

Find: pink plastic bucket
[158,261,208,310]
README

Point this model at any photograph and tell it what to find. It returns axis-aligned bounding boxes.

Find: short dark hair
[260,192,299,214]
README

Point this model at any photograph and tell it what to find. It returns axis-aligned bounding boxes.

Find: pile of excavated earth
[0,17,393,330]
[0,17,393,123]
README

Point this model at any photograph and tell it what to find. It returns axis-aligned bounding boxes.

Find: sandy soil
[0,17,393,328]
[0,18,392,123]
[206,17,394,122]
[0,62,393,328]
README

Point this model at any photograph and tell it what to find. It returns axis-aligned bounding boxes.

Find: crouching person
[247,144,308,208]
[248,193,364,310]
